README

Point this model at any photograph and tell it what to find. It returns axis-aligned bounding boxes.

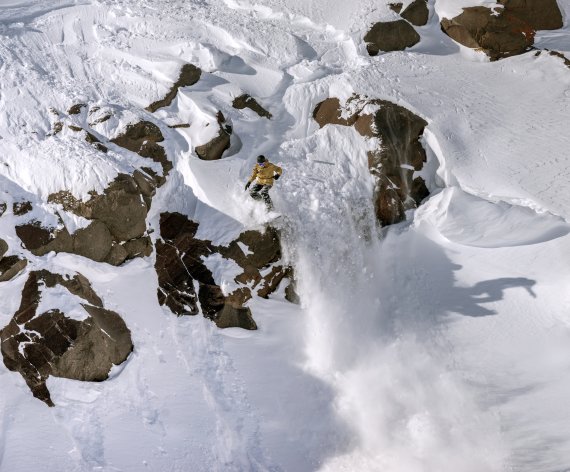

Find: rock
[155,213,288,328]
[87,175,149,242]
[314,96,429,226]
[0,270,132,406]
[72,220,114,262]
[16,221,74,256]
[232,94,272,119]
[37,173,155,265]
[400,0,429,26]
[13,201,32,216]
[499,0,562,31]
[123,236,153,259]
[389,3,403,14]
[0,202,6,217]
[68,103,87,115]
[0,256,27,282]
[285,278,300,304]
[168,123,191,128]
[364,20,420,55]
[214,305,257,330]
[85,131,108,153]
[50,122,63,135]
[112,121,171,176]
[548,50,570,69]
[146,64,202,113]
[105,243,129,266]
[195,112,232,161]
[440,0,562,61]
[0,238,7,258]
[155,212,215,316]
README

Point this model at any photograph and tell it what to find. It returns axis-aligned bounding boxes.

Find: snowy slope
[0,0,570,471]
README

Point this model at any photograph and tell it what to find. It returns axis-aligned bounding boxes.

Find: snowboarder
[245,155,282,211]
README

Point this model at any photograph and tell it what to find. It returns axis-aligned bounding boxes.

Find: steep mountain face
[0,0,569,471]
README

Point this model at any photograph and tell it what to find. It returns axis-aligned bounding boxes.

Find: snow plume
[279,114,505,472]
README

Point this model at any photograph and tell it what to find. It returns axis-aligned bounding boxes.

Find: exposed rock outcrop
[112,121,172,177]
[548,50,570,69]
[0,270,133,406]
[146,63,202,113]
[68,103,87,115]
[195,112,233,161]
[0,238,27,282]
[364,20,420,55]
[232,94,272,119]
[13,201,32,216]
[314,96,429,226]
[441,0,563,61]
[15,173,154,265]
[156,212,291,329]
[399,0,429,27]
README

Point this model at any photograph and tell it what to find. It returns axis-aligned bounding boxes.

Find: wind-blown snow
[0,0,569,471]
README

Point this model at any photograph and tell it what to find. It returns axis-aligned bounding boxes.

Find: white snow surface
[0,0,569,471]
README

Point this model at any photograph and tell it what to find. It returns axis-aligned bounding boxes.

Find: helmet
[257,155,266,164]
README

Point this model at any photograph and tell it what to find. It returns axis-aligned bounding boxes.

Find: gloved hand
[274,174,280,180]
[245,181,251,190]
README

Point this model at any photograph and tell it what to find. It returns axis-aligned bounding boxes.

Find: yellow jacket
[248,161,282,186]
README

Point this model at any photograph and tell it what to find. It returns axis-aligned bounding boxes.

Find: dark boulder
[400,0,429,27]
[0,270,133,406]
[195,112,232,161]
[155,213,289,328]
[364,20,420,55]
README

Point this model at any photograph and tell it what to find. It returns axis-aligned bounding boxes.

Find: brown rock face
[232,94,272,119]
[0,239,27,282]
[314,96,429,226]
[156,212,289,329]
[112,121,172,176]
[0,270,133,406]
[146,64,202,113]
[400,0,429,27]
[364,20,420,55]
[195,112,233,161]
[441,0,563,60]
[15,173,155,265]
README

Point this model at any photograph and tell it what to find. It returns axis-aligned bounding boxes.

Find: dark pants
[249,183,273,210]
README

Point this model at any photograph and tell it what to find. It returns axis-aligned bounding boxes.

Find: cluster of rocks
[364,0,428,55]
[155,212,293,330]
[364,0,564,61]
[440,0,563,60]
[1,62,290,405]
[314,96,429,226]
[0,270,133,406]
